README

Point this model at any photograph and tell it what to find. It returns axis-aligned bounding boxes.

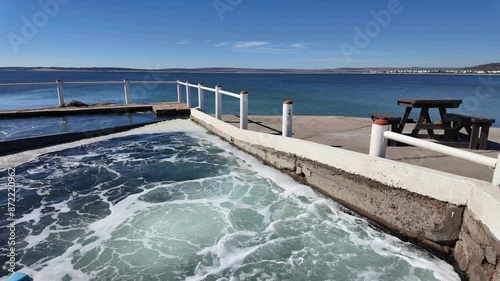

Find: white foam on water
[24,224,53,250]
[159,153,179,163]
[23,184,161,279]
[16,205,44,225]
[19,197,74,249]
[346,229,459,281]
[86,190,152,243]
[189,232,261,281]
[21,173,234,279]
[371,240,459,281]
[22,244,94,281]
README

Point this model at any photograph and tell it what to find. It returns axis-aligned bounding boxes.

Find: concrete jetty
[0,102,189,118]
[222,114,500,183]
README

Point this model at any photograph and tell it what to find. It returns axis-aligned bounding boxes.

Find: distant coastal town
[369,69,500,74]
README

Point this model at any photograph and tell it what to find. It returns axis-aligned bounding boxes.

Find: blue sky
[0,0,498,69]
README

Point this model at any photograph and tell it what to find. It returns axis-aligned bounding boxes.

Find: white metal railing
[177,80,248,130]
[369,120,500,186]
[0,79,178,106]
[63,81,124,85]
[0,79,249,130]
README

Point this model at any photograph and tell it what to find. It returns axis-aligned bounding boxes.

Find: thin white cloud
[290,43,309,48]
[176,41,188,45]
[233,47,299,54]
[313,57,369,63]
[213,41,308,54]
[214,42,230,47]
[233,41,270,49]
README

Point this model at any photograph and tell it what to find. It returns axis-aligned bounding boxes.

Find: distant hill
[0,63,499,74]
[466,63,500,70]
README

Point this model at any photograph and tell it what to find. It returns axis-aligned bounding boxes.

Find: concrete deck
[0,102,189,117]
[222,115,500,182]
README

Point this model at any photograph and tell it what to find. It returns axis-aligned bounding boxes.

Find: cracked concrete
[222,115,500,182]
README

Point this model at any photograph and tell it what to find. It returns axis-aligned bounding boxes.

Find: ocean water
[0,71,499,142]
[0,120,460,280]
[0,70,499,125]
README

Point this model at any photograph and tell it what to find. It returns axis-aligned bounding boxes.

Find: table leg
[424,110,435,139]
[479,125,490,150]
[470,124,480,149]
[397,107,412,133]
[411,107,429,137]
[439,107,453,141]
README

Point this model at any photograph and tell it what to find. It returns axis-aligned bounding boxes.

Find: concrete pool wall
[191,109,500,280]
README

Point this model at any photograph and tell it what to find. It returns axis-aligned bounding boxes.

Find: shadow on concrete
[225,115,283,135]
[485,140,500,151]
[248,119,282,135]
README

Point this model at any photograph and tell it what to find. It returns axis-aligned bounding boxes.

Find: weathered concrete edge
[468,184,500,242]
[190,109,500,241]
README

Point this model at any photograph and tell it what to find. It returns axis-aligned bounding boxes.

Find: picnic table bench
[370,99,496,150]
[447,113,496,150]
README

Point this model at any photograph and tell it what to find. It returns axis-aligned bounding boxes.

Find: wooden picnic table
[396,99,462,140]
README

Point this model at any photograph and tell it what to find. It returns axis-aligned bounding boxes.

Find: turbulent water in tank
[0,120,460,281]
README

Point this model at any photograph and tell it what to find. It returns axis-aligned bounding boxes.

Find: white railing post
[124,79,130,104]
[215,85,222,120]
[493,154,500,187]
[240,91,248,129]
[369,119,391,158]
[56,79,64,107]
[198,83,204,111]
[186,81,192,108]
[282,100,293,137]
[177,80,182,102]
